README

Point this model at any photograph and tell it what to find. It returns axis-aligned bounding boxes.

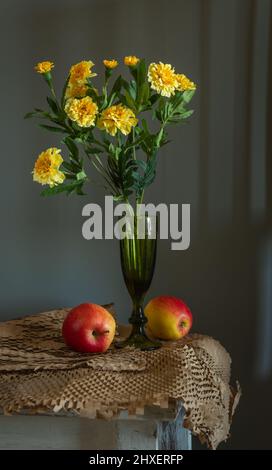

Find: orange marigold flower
[33,148,65,187]
[124,56,140,66]
[103,59,118,69]
[65,96,98,127]
[175,74,196,91]
[148,62,177,97]
[97,104,138,136]
[35,61,54,74]
[69,61,96,84]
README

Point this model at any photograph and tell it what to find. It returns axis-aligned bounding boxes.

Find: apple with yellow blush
[62,303,116,353]
[145,296,192,340]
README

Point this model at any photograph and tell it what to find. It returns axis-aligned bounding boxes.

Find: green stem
[85,150,117,195]
[50,85,57,100]
[44,74,61,112]
[61,75,70,108]
[63,121,75,135]
[102,69,111,107]
[117,132,122,149]
[137,190,145,206]
[132,127,136,161]
[92,138,108,151]
[155,122,166,148]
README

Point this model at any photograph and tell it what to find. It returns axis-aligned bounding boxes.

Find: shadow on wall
[0,0,271,449]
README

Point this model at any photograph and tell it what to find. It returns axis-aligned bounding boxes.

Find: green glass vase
[116,215,161,350]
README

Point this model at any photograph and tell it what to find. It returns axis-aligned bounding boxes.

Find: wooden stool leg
[157,409,192,450]
[116,409,192,450]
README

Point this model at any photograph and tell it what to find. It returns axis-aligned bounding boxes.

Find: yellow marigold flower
[97,104,138,136]
[65,82,88,99]
[33,148,65,187]
[148,62,177,97]
[69,61,97,84]
[124,56,140,66]
[35,61,54,74]
[103,59,118,69]
[175,74,196,91]
[65,96,98,127]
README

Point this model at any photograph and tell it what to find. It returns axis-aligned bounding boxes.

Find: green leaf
[168,110,194,124]
[101,87,108,110]
[102,135,111,146]
[61,161,74,172]
[137,160,147,171]
[61,75,70,107]
[74,135,88,144]
[87,87,100,102]
[76,170,87,181]
[155,109,163,123]
[137,82,150,107]
[123,80,137,101]
[118,93,127,106]
[128,62,138,81]
[132,153,157,195]
[109,143,115,155]
[137,59,147,88]
[155,127,164,147]
[107,92,116,107]
[105,67,114,81]
[76,185,86,196]
[106,148,138,197]
[129,80,137,100]
[141,119,149,134]
[112,195,122,201]
[63,136,79,157]
[172,102,186,114]
[180,109,194,119]
[40,180,83,196]
[149,94,160,106]
[124,136,145,154]
[182,89,196,103]
[24,110,52,120]
[39,124,67,134]
[69,156,82,168]
[109,75,123,96]
[170,91,184,107]
[24,111,37,119]
[124,91,136,110]
[86,147,104,154]
[115,147,122,158]
[46,97,59,114]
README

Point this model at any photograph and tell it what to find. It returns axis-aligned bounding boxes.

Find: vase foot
[115,332,161,351]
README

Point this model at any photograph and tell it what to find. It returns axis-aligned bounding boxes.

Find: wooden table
[0,403,191,450]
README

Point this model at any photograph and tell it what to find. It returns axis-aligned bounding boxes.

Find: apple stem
[92,330,109,336]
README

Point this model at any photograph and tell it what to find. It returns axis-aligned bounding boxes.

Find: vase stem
[115,214,161,350]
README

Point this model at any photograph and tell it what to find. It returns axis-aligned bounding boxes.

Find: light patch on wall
[255,234,272,379]
[250,0,270,220]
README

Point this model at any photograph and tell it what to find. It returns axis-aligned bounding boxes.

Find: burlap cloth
[0,306,241,449]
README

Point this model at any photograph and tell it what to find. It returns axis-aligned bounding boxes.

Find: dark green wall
[0,0,271,449]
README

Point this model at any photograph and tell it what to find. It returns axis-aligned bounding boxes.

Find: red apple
[145,296,192,340]
[62,303,116,353]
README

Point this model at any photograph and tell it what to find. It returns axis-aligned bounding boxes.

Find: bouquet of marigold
[27,57,196,204]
